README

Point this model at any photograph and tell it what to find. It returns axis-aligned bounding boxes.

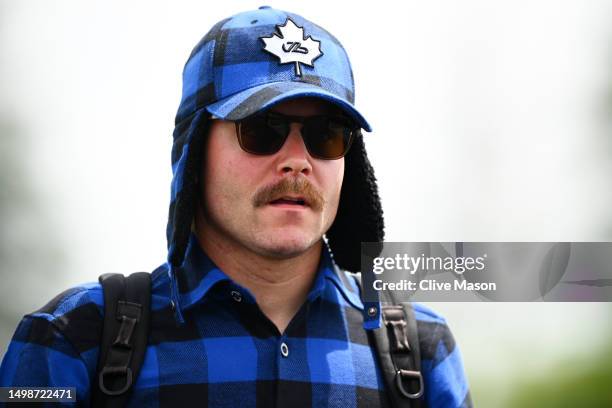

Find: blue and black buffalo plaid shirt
[0,235,471,407]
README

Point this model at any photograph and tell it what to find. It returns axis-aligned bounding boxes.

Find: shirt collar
[318,246,382,330]
[173,234,381,329]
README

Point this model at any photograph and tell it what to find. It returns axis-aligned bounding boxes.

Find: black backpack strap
[92,272,151,408]
[349,272,424,408]
[373,303,424,408]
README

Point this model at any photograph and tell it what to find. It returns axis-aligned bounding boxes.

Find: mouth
[252,177,324,212]
[268,196,309,208]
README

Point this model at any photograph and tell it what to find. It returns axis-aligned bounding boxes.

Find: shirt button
[230,290,242,302]
[280,342,289,358]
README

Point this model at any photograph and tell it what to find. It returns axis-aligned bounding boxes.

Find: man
[0,7,471,407]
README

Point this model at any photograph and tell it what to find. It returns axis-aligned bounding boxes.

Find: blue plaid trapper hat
[166,6,384,323]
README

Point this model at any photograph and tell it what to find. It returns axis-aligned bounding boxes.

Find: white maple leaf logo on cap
[260,18,323,77]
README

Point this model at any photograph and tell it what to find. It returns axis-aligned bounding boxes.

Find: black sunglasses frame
[234,112,358,160]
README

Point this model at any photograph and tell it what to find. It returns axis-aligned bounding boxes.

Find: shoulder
[410,303,456,362]
[410,303,472,407]
[1,282,106,390]
[35,281,103,316]
[411,302,447,325]
[30,281,104,329]
[24,265,169,332]
[14,282,105,359]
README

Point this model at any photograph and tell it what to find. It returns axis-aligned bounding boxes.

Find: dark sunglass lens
[238,116,288,155]
[304,117,354,159]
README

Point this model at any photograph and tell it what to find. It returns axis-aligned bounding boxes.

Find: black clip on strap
[99,301,142,396]
[383,306,424,400]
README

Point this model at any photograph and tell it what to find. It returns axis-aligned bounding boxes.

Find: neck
[194,216,322,334]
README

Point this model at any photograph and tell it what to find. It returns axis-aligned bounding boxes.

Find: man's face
[197,98,345,259]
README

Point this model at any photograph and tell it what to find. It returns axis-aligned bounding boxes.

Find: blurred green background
[2,1,612,406]
[440,303,612,407]
[506,340,612,407]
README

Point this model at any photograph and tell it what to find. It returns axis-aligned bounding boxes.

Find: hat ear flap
[167,113,210,267]
[327,130,385,271]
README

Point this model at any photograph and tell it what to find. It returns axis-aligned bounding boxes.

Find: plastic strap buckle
[99,366,133,396]
[396,369,424,399]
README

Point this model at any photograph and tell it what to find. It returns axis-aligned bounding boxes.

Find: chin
[253,229,321,259]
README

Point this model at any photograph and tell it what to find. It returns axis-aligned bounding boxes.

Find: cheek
[203,132,265,206]
[332,160,345,195]
[321,159,344,207]
[203,126,242,205]
[205,155,246,205]
[336,161,345,194]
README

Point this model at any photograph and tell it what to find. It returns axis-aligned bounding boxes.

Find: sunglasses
[234,112,357,160]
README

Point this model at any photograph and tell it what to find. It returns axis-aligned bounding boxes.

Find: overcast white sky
[2,1,612,402]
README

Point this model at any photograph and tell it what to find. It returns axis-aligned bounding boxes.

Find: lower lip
[266,203,310,210]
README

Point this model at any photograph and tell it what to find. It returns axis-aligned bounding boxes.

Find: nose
[276,123,313,176]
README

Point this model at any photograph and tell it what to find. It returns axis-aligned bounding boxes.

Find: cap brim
[205,81,372,132]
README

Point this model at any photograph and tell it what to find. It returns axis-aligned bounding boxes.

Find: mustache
[252,177,325,211]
